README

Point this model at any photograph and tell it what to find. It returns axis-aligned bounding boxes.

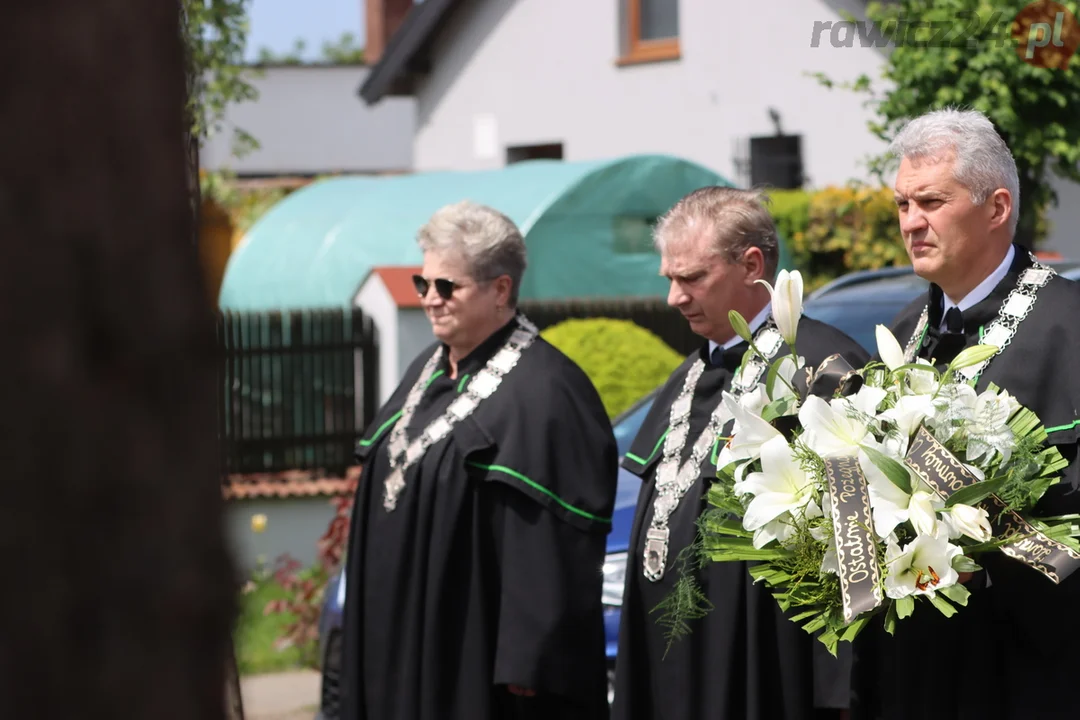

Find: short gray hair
[417,200,528,305]
[653,186,780,280]
[889,108,1020,236]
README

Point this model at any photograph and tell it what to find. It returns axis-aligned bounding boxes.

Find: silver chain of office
[643,320,785,582]
[382,315,539,512]
[903,252,1055,382]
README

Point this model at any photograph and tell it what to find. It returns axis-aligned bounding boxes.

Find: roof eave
[358,0,457,105]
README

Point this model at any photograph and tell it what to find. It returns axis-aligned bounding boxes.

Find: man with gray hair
[849,108,1080,720]
[612,186,868,720]
[341,200,618,719]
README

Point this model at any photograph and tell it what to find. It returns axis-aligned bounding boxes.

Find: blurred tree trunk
[188,122,202,245]
[0,1,238,719]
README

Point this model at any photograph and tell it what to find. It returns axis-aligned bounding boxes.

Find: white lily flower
[908,490,941,537]
[860,454,943,539]
[943,503,993,543]
[884,531,963,599]
[715,391,782,468]
[738,384,770,418]
[734,435,817,548]
[906,358,939,395]
[757,269,803,346]
[878,394,936,456]
[876,324,906,371]
[798,395,876,458]
[846,384,889,418]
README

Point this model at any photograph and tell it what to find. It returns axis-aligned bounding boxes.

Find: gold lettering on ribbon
[823,455,882,623]
[983,495,1080,584]
[904,425,1080,585]
[904,427,981,497]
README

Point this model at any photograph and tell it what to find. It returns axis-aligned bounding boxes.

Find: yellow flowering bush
[767,185,909,292]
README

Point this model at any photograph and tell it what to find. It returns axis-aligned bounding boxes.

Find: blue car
[316,260,1080,717]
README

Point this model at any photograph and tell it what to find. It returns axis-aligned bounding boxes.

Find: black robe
[340,314,618,720]
[850,247,1080,720]
[612,315,870,720]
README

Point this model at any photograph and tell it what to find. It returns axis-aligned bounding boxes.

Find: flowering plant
[665,270,1080,654]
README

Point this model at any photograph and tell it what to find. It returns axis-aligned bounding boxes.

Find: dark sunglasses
[412,274,461,300]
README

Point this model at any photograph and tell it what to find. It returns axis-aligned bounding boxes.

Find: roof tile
[371,265,424,308]
[223,465,361,500]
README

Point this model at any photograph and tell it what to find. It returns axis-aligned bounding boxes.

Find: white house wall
[226,496,338,574]
[354,276,400,406]
[412,0,890,187]
[201,65,415,175]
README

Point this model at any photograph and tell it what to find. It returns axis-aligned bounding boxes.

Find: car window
[803,299,918,354]
[613,396,655,456]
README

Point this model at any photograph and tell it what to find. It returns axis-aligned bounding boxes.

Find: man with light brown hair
[612,186,867,720]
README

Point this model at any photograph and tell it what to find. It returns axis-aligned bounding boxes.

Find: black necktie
[711,343,748,372]
[924,306,967,366]
[944,306,964,335]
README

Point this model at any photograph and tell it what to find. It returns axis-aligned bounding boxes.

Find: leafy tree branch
[811,0,1080,247]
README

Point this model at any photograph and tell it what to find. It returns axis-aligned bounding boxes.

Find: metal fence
[519,295,699,356]
[217,308,379,476]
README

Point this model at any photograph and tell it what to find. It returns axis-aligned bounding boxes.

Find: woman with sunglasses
[340,200,618,720]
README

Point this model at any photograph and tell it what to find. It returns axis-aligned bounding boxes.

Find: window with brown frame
[618,0,680,66]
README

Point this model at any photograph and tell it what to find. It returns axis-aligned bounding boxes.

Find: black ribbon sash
[822,454,884,623]
[793,353,865,401]
[904,426,1080,584]
[786,353,883,623]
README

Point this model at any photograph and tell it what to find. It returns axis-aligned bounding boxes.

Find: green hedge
[541,318,684,419]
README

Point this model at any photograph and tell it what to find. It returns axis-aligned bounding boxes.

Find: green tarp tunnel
[217,154,794,311]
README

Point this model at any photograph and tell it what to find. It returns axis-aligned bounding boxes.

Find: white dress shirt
[939,245,1015,329]
[708,303,773,361]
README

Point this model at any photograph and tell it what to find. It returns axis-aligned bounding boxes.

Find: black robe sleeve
[485,482,611,719]
[467,339,618,715]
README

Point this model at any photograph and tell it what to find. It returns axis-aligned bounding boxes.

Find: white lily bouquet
[683,270,1080,654]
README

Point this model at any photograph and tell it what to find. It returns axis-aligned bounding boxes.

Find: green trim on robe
[356,370,446,448]
[467,461,613,524]
[357,410,402,448]
[625,427,670,467]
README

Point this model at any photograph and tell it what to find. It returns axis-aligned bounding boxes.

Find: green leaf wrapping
[951,555,982,574]
[896,596,915,620]
[929,594,958,618]
[940,583,971,607]
[862,444,913,494]
[944,475,1009,508]
[884,602,898,635]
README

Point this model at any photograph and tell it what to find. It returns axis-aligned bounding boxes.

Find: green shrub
[541,318,684,419]
[765,189,812,265]
[798,184,910,290]
[766,184,910,291]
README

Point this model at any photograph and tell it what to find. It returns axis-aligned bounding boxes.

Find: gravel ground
[241,670,320,720]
